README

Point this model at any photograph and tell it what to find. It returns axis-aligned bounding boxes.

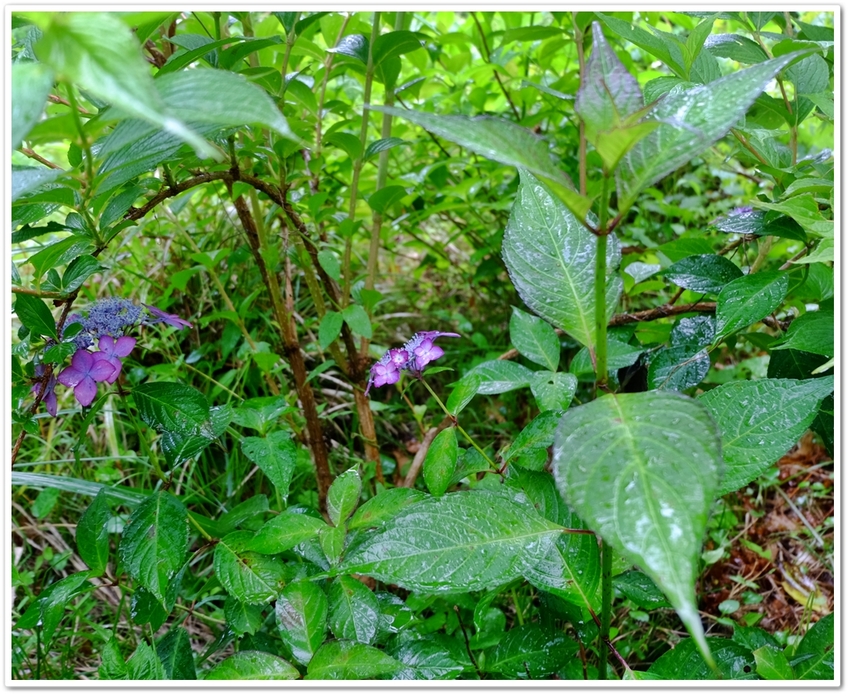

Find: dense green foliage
[11,10,834,681]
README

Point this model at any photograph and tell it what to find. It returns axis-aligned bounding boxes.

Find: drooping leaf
[214,531,287,605]
[15,571,92,647]
[205,651,299,680]
[370,106,591,220]
[12,62,55,150]
[509,306,560,371]
[503,170,621,347]
[613,571,671,610]
[339,489,562,593]
[76,488,111,575]
[276,580,328,665]
[119,490,188,605]
[327,575,381,645]
[615,53,801,213]
[754,645,794,680]
[552,392,723,667]
[663,254,743,294]
[12,165,62,202]
[241,431,297,501]
[698,376,834,494]
[446,373,482,416]
[714,272,789,341]
[327,34,369,63]
[422,427,458,497]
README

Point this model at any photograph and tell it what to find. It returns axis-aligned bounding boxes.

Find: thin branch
[472,13,521,121]
[19,148,62,170]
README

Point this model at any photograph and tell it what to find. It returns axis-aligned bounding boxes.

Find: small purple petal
[74,376,98,407]
[89,357,116,383]
[70,349,95,372]
[44,387,57,417]
[144,304,193,329]
[58,365,85,388]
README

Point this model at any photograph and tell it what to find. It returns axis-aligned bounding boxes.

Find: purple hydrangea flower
[144,304,193,329]
[93,335,136,384]
[31,365,58,417]
[365,331,460,396]
[57,349,115,407]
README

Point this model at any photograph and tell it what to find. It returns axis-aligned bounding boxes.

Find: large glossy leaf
[509,306,560,371]
[241,432,297,501]
[119,490,188,604]
[389,639,466,680]
[663,254,743,294]
[714,272,789,341]
[370,106,591,220]
[698,376,834,494]
[552,392,723,665]
[422,427,458,497]
[502,170,621,348]
[214,531,286,605]
[485,624,577,678]
[276,580,328,665]
[205,651,300,680]
[14,293,58,340]
[305,641,400,680]
[35,13,216,159]
[794,613,834,680]
[12,62,54,150]
[771,310,834,358]
[327,575,381,645]
[650,637,757,680]
[615,54,800,212]
[466,359,535,394]
[247,511,326,554]
[339,489,563,593]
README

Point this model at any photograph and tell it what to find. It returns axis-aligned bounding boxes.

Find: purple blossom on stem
[365,331,460,396]
[32,365,58,417]
[57,349,114,407]
[144,304,193,330]
[93,335,136,384]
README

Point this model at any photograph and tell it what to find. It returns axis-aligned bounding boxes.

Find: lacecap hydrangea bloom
[365,331,460,396]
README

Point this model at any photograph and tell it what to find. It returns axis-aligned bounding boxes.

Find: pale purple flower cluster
[365,331,460,396]
[35,299,192,412]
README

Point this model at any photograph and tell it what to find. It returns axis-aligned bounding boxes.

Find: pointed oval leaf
[76,488,111,575]
[119,490,188,604]
[388,639,466,680]
[155,625,197,680]
[422,427,458,497]
[714,271,789,341]
[552,392,723,660]
[247,511,326,555]
[530,371,577,411]
[205,651,300,680]
[793,613,834,680]
[241,431,297,501]
[276,579,328,665]
[327,468,362,527]
[14,293,58,340]
[446,373,482,416]
[502,170,622,348]
[466,359,535,394]
[348,488,428,531]
[214,531,286,605]
[509,306,560,371]
[318,311,343,350]
[772,310,834,358]
[615,53,801,213]
[647,346,710,392]
[698,376,834,494]
[486,624,577,679]
[650,637,757,680]
[327,34,369,63]
[502,410,563,465]
[341,304,372,339]
[664,254,743,294]
[339,490,562,593]
[305,640,400,680]
[327,575,381,644]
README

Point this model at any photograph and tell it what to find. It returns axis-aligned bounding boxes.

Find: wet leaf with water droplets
[714,272,789,341]
[551,392,722,666]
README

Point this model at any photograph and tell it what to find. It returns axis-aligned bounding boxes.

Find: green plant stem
[598,540,613,679]
[418,378,496,469]
[593,175,611,389]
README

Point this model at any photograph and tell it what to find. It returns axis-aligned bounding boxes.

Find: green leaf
[305,641,400,680]
[597,14,686,78]
[486,624,576,678]
[76,489,111,575]
[156,626,198,680]
[318,311,343,350]
[370,106,591,220]
[650,637,757,680]
[698,376,834,494]
[372,30,424,65]
[713,206,807,242]
[12,165,62,202]
[772,310,834,358]
[793,613,834,680]
[714,272,789,341]
[276,579,328,665]
[754,645,794,680]
[466,359,535,394]
[32,487,60,519]
[364,137,407,160]
[214,531,286,605]
[224,596,264,636]
[60,255,103,295]
[570,338,645,380]
[647,347,710,392]
[119,490,187,605]
[552,392,723,667]
[613,570,671,610]
[35,13,217,159]
[317,250,341,282]
[126,640,166,680]
[671,316,716,349]
[509,306,560,370]
[339,489,563,593]
[615,53,800,213]
[576,22,644,133]
[502,170,621,348]
[325,132,362,160]
[28,236,96,281]
[367,185,407,214]
[341,304,372,339]
[422,427,458,497]
[327,34,369,63]
[388,639,466,680]
[247,511,326,554]
[446,374,482,416]
[753,196,832,238]
[664,254,743,294]
[12,62,55,150]
[529,371,577,411]
[327,468,362,527]
[502,410,562,465]
[348,488,428,531]
[327,575,381,644]
[205,651,300,680]
[15,571,92,647]
[319,523,347,564]
[704,34,768,64]
[241,431,297,501]
[14,293,58,339]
